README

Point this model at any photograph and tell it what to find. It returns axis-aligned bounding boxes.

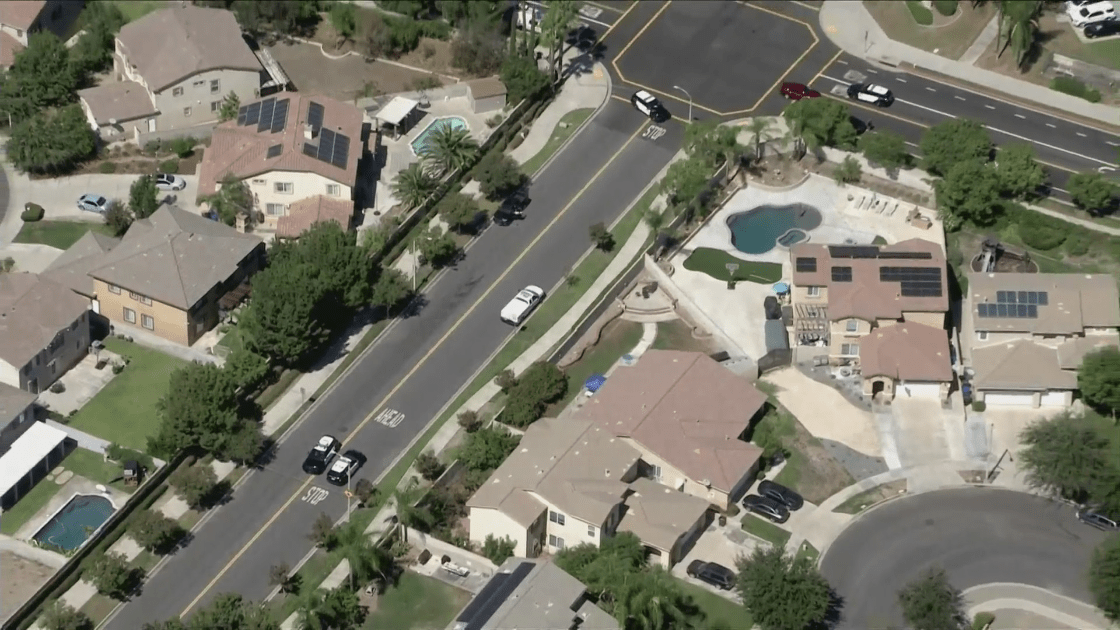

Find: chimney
[304,124,317,141]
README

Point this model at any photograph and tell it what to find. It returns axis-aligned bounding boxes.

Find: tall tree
[999,0,1042,69]
[782,97,858,152]
[276,222,375,313]
[1078,346,1120,415]
[203,175,253,226]
[684,121,744,171]
[320,587,366,629]
[499,53,549,102]
[1090,529,1120,623]
[39,602,92,630]
[1067,172,1116,215]
[130,175,160,219]
[0,32,77,121]
[612,568,698,630]
[859,130,910,170]
[437,192,482,233]
[415,225,459,268]
[742,117,775,162]
[994,143,1045,199]
[333,520,395,591]
[69,1,127,80]
[735,545,832,630]
[371,267,413,312]
[218,92,241,122]
[473,151,524,199]
[933,160,1002,230]
[539,0,580,81]
[7,105,97,174]
[149,363,242,457]
[241,256,330,367]
[104,200,134,237]
[188,593,280,630]
[920,119,992,176]
[84,552,136,599]
[1018,410,1114,503]
[897,567,968,630]
[392,163,440,210]
[420,124,479,176]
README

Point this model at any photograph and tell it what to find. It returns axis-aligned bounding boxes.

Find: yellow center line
[180,119,650,619]
[599,0,638,40]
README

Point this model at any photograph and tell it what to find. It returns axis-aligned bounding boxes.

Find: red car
[780,82,821,100]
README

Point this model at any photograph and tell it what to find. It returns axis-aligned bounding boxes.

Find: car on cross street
[847,83,894,107]
[780,82,821,100]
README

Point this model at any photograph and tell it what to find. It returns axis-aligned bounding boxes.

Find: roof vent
[604,469,610,477]
[701,478,711,487]
[304,124,317,141]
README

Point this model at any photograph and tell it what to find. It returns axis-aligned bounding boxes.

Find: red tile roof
[276,195,354,239]
[859,322,953,382]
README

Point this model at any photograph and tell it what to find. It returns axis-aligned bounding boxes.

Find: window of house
[266,203,285,215]
[977,331,988,341]
[193,80,205,87]
[211,79,220,94]
[275,182,294,194]
[587,524,596,537]
[184,107,192,117]
[846,319,858,332]
[548,535,565,549]
[549,510,566,526]
[807,286,821,297]
[49,360,57,375]
[212,100,221,113]
[129,292,152,306]
[124,307,136,324]
[650,464,662,480]
[326,184,341,197]
[142,314,155,330]
[173,86,184,96]
[252,178,266,185]
[35,355,40,367]
[108,284,121,294]
[840,343,859,356]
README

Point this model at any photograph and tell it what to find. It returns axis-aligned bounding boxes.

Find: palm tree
[999,0,1041,69]
[295,589,330,630]
[393,477,436,531]
[612,569,693,630]
[391,163,439,210]
[743,117,775,162]
[333,521,395,592]
[419,125,478,177]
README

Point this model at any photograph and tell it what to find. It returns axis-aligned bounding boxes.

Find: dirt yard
[650,319,720,354]
[0,551,54,625]
[775,414,858,505]
[832,479,908,514]
[309,7,463,77]
[269,40,452,103]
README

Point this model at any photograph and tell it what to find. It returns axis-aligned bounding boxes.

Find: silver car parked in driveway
[77,194,109,214]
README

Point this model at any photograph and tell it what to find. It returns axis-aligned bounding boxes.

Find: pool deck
[13,474,127,549]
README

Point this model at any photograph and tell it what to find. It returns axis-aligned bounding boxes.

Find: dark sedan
[758,480,804,511]
[743,494,790,524]
[494,189,529,226]
[1084,19,1120,38]
[686,560,736,590]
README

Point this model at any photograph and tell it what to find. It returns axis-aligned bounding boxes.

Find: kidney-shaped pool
[727,204,822,255]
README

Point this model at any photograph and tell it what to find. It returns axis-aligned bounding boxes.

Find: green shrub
[972,400,986,412]
[169,136,195,158]
[933,0,958,16]
[143,139,162,154]
[906,0,934,25]
[21,203,44,222]
[1050,77,1102,103]
[1017,219,1066,251]
[1063,234,1090,257]
[972,612,995,630]
[159,159,180,174]
[99,161,117,173]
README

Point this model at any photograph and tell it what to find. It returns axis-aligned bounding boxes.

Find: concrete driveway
[18,173,200,222]
[890,397,968,467]
[672,520,760,602]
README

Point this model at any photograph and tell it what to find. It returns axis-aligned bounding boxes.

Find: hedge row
[1050,77,1102,103]
[906,0,934,25]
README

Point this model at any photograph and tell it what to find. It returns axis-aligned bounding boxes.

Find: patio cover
[0,422,68,501]
[375,96,420,127]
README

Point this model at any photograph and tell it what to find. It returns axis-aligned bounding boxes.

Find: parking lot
[610,1,820,116]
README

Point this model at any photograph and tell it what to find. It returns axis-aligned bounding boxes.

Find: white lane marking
[1107,141,1120,147]
[954,95,966,101]
[925,87,936,92]
[838,59,849,65]
[1046,123,1056,128]
[867,68,878,73]
[905,141,920,149]
[985,105,995,110]
[1076,132,1087,137]
[1052,186,1070,194]
[896,77,907,82]
[1014,114,1026,119]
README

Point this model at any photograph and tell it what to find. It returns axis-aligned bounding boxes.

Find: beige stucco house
[198,94,364,236]
[0,0,83,68]
[44,207,264,347]
[0,273,91,394]
[789,239,952,400]
[963,272,1120,407]
[77,5,263,142]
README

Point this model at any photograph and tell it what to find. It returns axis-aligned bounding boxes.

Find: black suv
[743,494,790,524]
[302,435,341,475]
[1085,19,1120,38]
[494,189,529,226]
[758,480,804,511]
[686,560,736,590]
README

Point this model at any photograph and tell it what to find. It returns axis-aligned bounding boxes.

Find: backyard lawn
[676,580,752,629]
[741,513,792,547]
[682,248,782,284]
[0,477,62,535]
[61,447,136,493]
[108,0,167,21]
[651,319,717,353]
[556,319,643,408]
[362,572,470,629]
[66,338,187,452]
[519,108,595,176]
[14,220,116,250]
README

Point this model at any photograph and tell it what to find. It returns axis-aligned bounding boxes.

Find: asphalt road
[104,100,683,629]
[820,488,1111,630]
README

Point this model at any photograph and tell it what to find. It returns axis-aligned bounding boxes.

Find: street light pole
[673,85,692,122]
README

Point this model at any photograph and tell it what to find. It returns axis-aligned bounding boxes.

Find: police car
[846,83,894,107]
[302,435,341,475]
[630,90,671,123]
[326,450,366,486]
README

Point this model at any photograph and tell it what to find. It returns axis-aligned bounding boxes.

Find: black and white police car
[302,435,341,475]
[326,450,366,486]
[847,83,894,107]
[630,90,671,123]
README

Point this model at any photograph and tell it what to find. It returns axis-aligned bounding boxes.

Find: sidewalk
[963,583,1112,630]
[819,1,1120,128]
[509,65,610,167]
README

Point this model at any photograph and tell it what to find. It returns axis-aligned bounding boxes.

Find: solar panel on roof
[331,134,350,168]
[257,98,277,132]
[795,257,817,273]
[271,99,290,133]
[236,105,248,126]
[307,101,325,130]
[317,129,337,162]
[457,562,534,630]
[266,144,283,159]
[302,142,318,157]
[829,245,879,259]
[878,251,933,260]
[1027,304,1038,317]
[244,102,262,126]
[831,266,852,282]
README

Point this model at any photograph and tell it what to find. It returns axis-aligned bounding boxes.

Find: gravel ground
[818,438,889,481]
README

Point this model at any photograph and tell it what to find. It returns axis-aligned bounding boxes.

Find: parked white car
[155,173,186,191]
[1067,0,1116,27]
[500,285,545,325]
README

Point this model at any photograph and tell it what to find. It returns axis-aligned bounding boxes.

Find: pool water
[33,494,116,552]
[727,204,822,255]
[410,116,469,155]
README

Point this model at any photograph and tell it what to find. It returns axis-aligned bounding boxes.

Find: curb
[526,64,613,181]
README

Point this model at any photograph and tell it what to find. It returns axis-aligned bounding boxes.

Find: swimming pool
[410,116,469,155]
[33,494,116,553]
[727,204,822,255]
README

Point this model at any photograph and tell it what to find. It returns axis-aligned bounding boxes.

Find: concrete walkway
[509,65,610,170]
[818,1,1120,127]
[964,583,1113,630]
[959,15,1000,66]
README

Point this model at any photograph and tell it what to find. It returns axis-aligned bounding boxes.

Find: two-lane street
[104,99,684,628]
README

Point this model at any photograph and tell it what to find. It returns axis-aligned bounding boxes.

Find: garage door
[984,392,1035,406]
[1039,391,1069,407]
[899,382,943,398]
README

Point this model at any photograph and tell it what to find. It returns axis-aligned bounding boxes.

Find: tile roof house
[789,239,952,401]
[0,1,82,67]
[448,558,620,630]
[964,272,1120,407]
[0,273,91,394]
[77,5,263,142]
[573,350,767,510]
[198,93,364,237]
[44,206,265,347]
[467,418,710,569]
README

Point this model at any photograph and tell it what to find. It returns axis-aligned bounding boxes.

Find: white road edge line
[1108,141,1120,147]
[867,68,878,73]
[1076,132,1087,137]
[837,59,849,65]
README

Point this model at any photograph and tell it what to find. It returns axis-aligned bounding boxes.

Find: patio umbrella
[772,282,790,294]
[584,374,607,393]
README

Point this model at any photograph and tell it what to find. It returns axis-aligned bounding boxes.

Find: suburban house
[0,273,92,394]
[467,417,711,568]
[964,272,1120,407]
[574,350,768,510]
[789,239,952,400]
[448,558,620,630]
[44,206,265,347]
[77,5,263,142]
[0,383,67,511]
[198,93,365,236]
[0,0,83,69]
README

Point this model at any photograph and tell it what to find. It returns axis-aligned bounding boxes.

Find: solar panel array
[829,245,879,259]
[880,266,942,298]
[996,290,1048,306]
[307,101,325,130]
[977,302,1038,319]
[878,251,933,260]
[831,266,853,282]
[455,562,534,630]
[795,257,817,273]
[236,97,291,133]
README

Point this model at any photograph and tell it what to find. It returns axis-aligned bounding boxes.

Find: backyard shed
[466,78,507,114]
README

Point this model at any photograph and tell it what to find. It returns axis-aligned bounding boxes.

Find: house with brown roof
[77,5,263,142]
[574,350,767,510]
[198,93,364,236]
[466,418,711,568]
[789,239,952,401]
[964,272,1120,407]
[44,206,264,347]
[0,273,91,394]
[0,1,82,68]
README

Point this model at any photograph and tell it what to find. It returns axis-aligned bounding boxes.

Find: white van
[1067,1,1116,27]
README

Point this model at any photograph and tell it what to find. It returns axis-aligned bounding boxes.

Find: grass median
[519,108,595,176]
